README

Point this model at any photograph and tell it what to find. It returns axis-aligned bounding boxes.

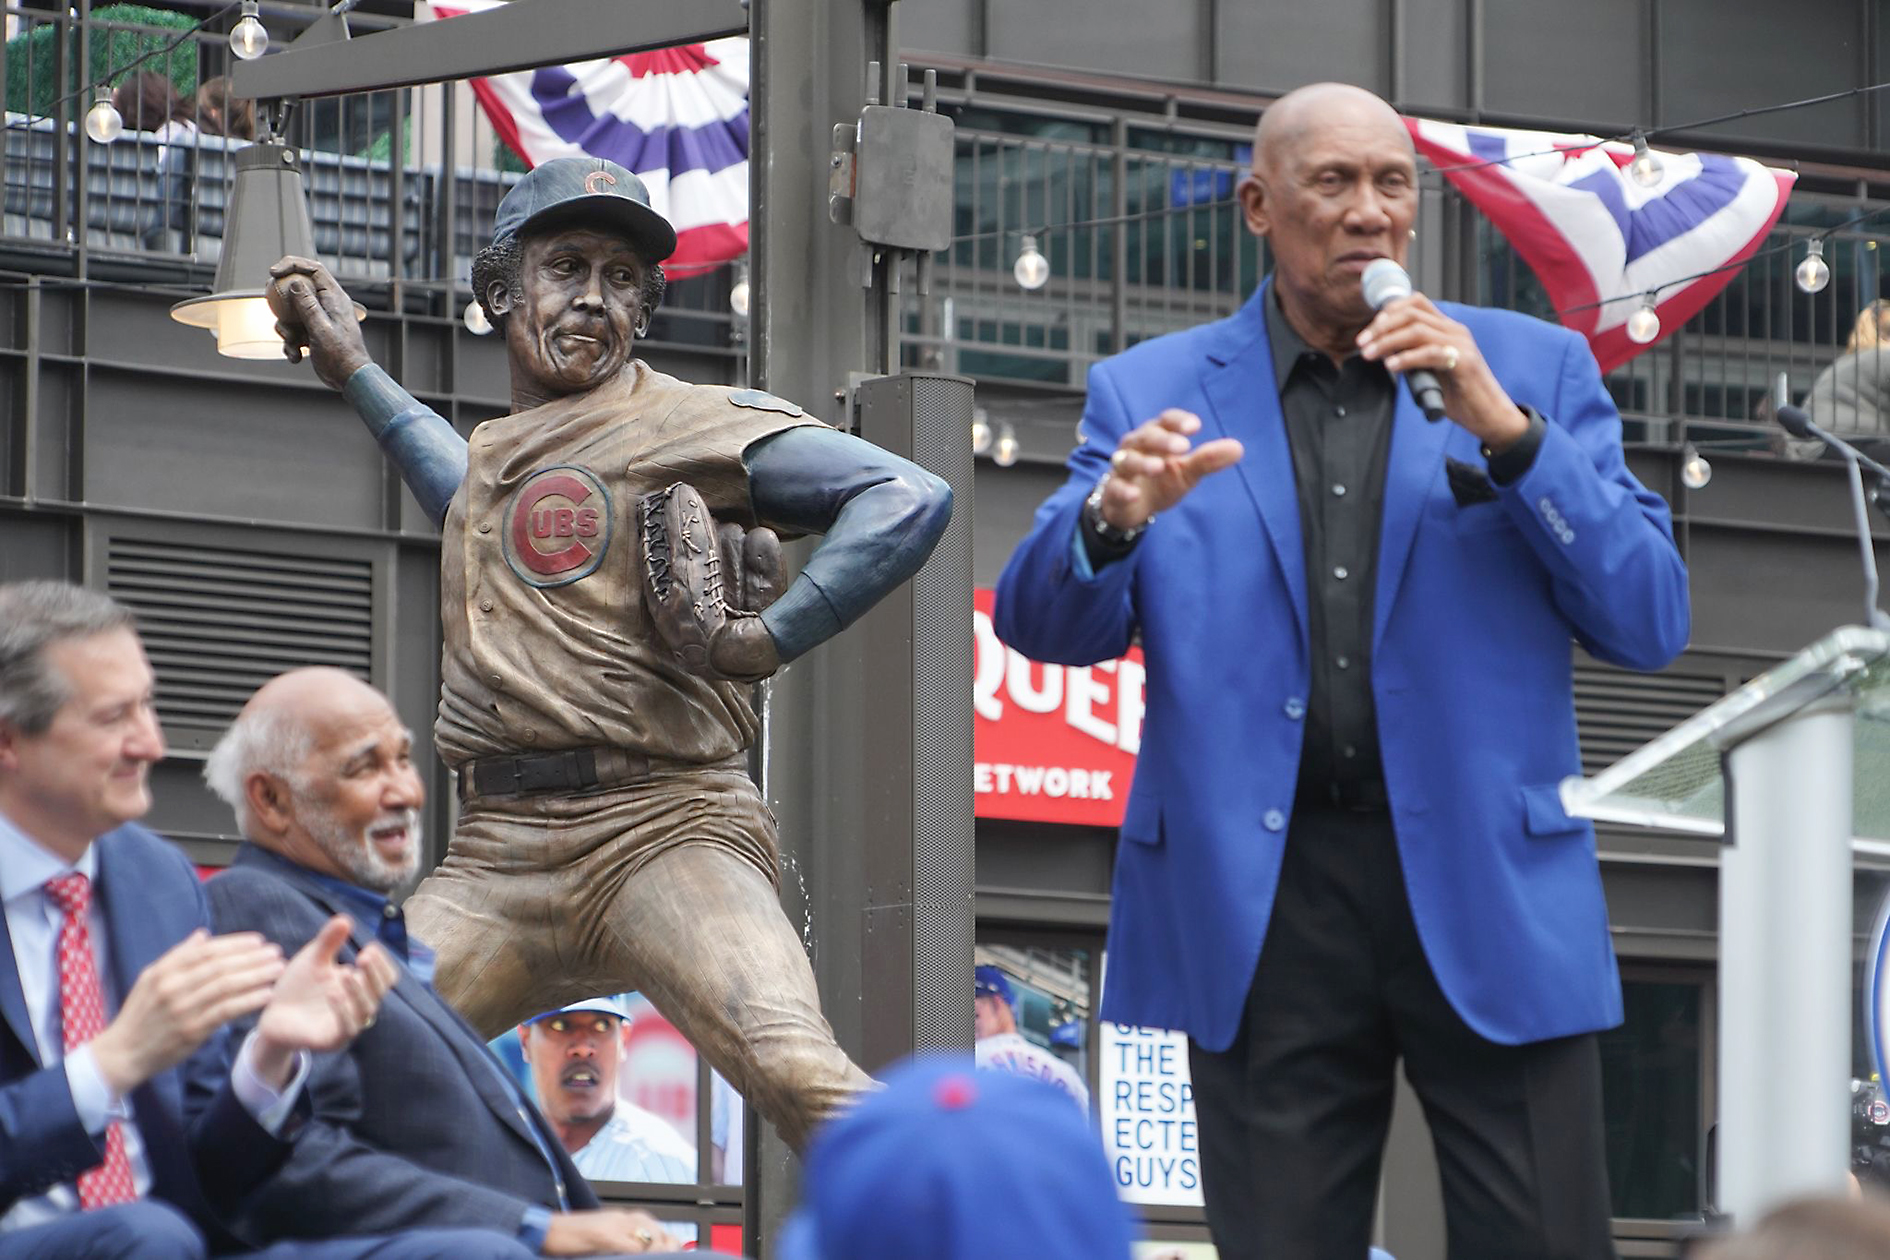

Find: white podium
[1560,626,1890,1223]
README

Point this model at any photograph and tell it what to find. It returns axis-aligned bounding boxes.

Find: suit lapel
[1199,282,1310,655]
[0,908,37,1066]
[246,853,547,1156]
[384,966,547,1155]
[1372,386,1451,653]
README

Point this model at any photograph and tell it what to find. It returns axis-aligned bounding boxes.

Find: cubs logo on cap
[492,157,679,263]
[503,465,611,587]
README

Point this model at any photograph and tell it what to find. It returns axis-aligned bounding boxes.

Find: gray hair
[0,582,136,735]
[203,701,314,837]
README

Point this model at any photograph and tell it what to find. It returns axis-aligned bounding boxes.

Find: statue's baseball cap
[492,157,677,262]
[776,1053,1135,1260]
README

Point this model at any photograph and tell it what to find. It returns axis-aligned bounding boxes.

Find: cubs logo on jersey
[503,465,611,587]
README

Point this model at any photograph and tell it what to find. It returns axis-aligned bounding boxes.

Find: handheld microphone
[1361,258,1446,422]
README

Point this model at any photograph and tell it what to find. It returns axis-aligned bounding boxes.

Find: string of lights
[1555,202,1890,347]
[4,0,267,142]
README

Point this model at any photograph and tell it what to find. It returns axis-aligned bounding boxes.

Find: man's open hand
[89,930,284,1096]
[1098,409,1245,530]
[251,915,400,1087]
[269,255,372,391]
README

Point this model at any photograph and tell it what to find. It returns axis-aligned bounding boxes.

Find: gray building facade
[4,0,1890,1254]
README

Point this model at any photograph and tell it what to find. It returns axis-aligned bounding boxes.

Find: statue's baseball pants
[403,762,871,1154]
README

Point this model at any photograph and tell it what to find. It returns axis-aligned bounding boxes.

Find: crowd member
[776,1053,1135,1260]
[200,668,686,1257]
[970,966,1087,1111]
[110,72,195,143]
[519,998,698,1244]
[194,78,257,141]
[519,998,696,1183]
[995,81,1689,1259]
[1778,300,1890,460]
[0,582,401,1260]
[1691,1194,1890,1260]
[267,155,951,1152]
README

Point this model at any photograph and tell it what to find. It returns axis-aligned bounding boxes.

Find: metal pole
[1717,695,1855,1221]
[748,0,898,1254]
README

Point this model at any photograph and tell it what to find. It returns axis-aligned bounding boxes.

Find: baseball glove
[637,481,784,683]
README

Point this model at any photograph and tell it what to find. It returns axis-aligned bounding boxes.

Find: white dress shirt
[0,811,304,1234]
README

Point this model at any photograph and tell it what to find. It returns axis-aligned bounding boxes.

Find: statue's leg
[598,839,875,1154]
[406,803,594,1035]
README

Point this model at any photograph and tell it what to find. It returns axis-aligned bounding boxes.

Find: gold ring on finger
[1442,345,1460,371]
[635,1230,654,1248]
[1111,448,1130,470]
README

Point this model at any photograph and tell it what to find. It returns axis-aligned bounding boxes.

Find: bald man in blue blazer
[996,85,1688,1259]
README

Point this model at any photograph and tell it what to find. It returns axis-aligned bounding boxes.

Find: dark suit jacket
[0,823,265,1249]
[203,843,598,1243]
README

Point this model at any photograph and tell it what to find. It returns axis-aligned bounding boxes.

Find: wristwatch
[1083,473,1153,548]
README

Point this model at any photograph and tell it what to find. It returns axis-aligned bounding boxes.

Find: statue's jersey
[975,1032,1091,1112]
[436,361,824,767]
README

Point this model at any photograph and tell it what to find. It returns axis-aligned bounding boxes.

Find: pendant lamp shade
[171,142,363,359]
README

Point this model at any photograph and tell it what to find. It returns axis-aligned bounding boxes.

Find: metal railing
[7,3,1889,435]
[0,1,736,338]
[1477,199,1890,452]
[914,112,1890,458]
[910,123,1260,388]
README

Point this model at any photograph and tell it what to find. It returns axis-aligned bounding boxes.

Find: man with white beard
[200,669,690,1256]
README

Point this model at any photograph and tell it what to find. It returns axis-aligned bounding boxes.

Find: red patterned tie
[43,872,138,1209]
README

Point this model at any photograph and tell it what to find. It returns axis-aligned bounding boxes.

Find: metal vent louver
[105,537,373,737]
[1573,659,1726,777]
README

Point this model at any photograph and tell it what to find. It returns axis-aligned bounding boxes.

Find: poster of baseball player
[267,156,953,1152]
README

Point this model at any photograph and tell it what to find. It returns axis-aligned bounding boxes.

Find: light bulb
[84,89,122,144]
[970,406,992,456]
[1013,235,1049,291]
[1796,239,1831,294]
[729,277,751,318]
[993,422,1020,467]
[230,1,269,60]
[1627,132,1664,189]
[1681,443,1712,490]
[463,300,492,336]
[1626,297,1661,345]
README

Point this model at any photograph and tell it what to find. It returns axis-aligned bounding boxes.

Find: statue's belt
[457,746,743,803]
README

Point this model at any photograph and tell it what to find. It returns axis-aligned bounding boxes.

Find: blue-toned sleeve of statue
[342,364,469,527]
[744,426,953,662]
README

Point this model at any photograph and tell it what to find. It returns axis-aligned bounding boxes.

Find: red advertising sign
[973,588,1143,828]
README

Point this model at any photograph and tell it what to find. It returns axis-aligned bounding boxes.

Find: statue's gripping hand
[268,255,372,391]
[637,481,785,683]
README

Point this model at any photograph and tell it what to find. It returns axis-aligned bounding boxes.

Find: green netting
[4,5,199,120]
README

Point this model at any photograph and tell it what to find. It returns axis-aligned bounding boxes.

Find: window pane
[1600,978,1703,1219]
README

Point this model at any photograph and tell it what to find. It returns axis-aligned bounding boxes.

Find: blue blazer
[202,845,598,1244]
[994,283,1690,1050]
[0,824,263,1245]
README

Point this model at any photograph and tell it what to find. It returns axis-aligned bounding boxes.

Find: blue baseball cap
[492,157,677,262]
[973,965,1015,1006]
[777,1053,1135,1260]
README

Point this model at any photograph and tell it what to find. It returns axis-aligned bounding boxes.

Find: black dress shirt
[1264,291,1394,791]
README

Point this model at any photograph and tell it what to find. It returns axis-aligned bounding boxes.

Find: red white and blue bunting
[1406,118,1796,371]
[427,0,749,278]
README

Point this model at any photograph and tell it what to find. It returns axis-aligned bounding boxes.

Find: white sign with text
[1099,1020,1202,1207]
